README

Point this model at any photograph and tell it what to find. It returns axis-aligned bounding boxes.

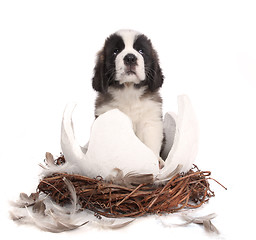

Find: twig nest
[38,166,214,218]
[11,159,223,233]
[59,95,199,183]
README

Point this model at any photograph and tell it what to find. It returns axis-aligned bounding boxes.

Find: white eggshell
[61,103,85,163]
[84,109,159,179]
[157,95,199,181]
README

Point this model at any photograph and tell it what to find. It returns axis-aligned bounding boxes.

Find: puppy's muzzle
[123,53,137,66]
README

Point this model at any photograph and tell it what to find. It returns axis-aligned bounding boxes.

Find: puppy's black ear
[147,49,164,92]
[92,50,108,93]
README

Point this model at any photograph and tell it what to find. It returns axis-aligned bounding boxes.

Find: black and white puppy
[92,29,164,164]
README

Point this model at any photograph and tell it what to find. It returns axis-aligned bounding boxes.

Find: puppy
[92,29,164,166]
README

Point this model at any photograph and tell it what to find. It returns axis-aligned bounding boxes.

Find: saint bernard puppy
[92,29,164,166]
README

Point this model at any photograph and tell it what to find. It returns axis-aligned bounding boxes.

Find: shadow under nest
[38,155,219,218]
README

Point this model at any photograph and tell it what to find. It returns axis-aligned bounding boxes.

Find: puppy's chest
[96,87,161,123]
[112,96,152,121]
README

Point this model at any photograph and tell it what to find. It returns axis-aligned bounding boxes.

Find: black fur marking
[134,35,164,92]
[92,34,125,93]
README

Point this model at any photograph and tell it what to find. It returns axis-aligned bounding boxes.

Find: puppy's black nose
[123,54,137,65]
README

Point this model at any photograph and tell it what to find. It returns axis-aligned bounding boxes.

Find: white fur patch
[115,30,146,84]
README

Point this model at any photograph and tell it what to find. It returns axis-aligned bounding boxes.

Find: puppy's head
[92,29,164,93]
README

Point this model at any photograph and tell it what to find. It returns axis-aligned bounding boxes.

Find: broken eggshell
[61,106,159,179]
[60,95,199,182]
[157,95,199,181]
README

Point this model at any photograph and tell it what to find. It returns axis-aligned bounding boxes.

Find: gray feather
[32,201,46,215]
[62,177,78,214]
[107,168,153,186]
[181,213,220,234]
[10,193,39,208]
[45,152,55,166]
[94,218,135,229]
[10,186,88,233]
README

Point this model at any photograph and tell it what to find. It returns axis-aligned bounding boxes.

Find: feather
[93,218,135,229]
[10,210,26,221]
[32,201,46,215]
[10,200,89,233]
[159,212,219,234]
[181,213,219,234]
[40,161,82,178]
[182,213,217,223]
[10,192,39,208]
[45,152,55,166]
[39,152,57,170]
[124,172,154,185]
[106,168,153,186]
[47,210,88,232]
[10,183,88,233]
[62,177,78,214]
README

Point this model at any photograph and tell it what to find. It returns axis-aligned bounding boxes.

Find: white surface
[1,0,256,239]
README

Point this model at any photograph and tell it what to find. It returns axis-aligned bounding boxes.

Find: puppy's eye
[138,49,144,55]
[113,48,119,55]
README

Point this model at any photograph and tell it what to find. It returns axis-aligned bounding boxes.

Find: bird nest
[37,155,223,218]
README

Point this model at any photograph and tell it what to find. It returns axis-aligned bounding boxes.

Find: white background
[0,0,255,239]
